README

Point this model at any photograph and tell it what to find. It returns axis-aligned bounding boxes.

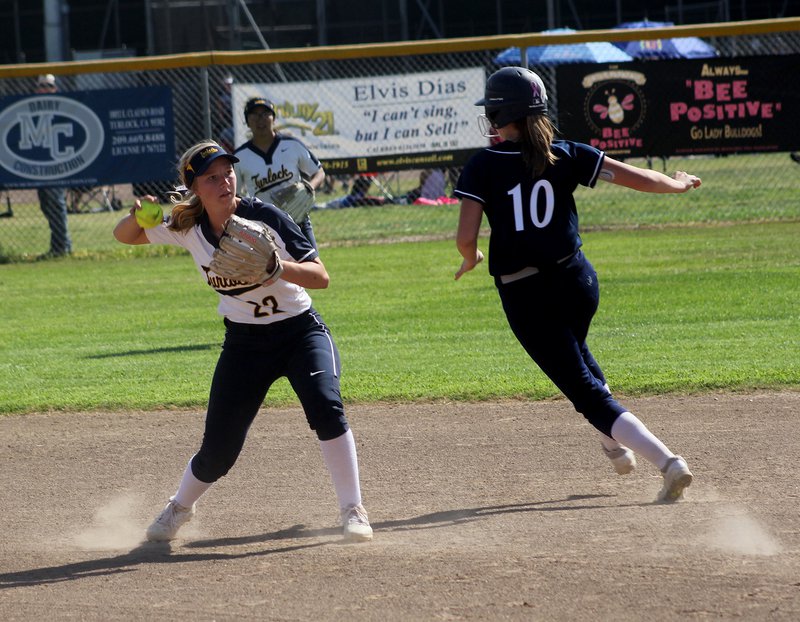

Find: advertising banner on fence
[556,55,800,157]
[233,68,488,174]
[0,86,174,189]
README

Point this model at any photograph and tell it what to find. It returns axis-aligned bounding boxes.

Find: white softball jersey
[145,197,317,325]
[234,134,322,200]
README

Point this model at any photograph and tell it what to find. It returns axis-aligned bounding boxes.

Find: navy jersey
[454,140,605,276]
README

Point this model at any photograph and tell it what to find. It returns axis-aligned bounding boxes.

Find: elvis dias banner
[232,68,488,175]
[0,86,174,189]
[556,55,800,158]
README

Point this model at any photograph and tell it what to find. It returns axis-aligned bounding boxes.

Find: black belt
[223,310,311,334]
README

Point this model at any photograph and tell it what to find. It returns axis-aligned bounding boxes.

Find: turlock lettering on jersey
[252,164,294,194]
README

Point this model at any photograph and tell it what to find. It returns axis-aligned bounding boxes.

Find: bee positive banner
[232,68,488,174]
[0,86,174,189]
[556,55,800,158]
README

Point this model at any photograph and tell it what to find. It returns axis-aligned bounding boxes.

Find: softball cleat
[602,444,637,475]
[657,456,693,503]
[146,498,196,541]
[341,503,373,542]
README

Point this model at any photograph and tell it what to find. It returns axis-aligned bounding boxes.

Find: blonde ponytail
[519,116,557,178]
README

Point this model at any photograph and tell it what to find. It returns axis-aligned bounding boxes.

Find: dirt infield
[1,391,798,621]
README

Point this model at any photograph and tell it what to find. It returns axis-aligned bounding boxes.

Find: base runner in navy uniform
[234,97,325,248]
[454,67,702,502]
[113,140,372,542]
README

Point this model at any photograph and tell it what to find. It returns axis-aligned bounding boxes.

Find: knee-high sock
[610,412,674,471]
[173,456,213,508]
[319,429,362,510]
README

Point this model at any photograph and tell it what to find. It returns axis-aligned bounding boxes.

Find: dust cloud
[70,494,145,551]
[705,504,781,556]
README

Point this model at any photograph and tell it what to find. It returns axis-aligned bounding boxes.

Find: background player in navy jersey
[454,67,702,503]
[234,98,326,248]
[113,140,372,542]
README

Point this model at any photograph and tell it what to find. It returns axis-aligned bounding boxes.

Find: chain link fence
[1,20,799,261]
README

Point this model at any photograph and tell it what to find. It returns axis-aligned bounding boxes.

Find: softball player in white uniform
[113,140,372,543]
[234,97,325,248]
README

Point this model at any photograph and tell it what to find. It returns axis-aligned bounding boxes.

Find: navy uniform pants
[191,309,348,483]
[497,251,626,437]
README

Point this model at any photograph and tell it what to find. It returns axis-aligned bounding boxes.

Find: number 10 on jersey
[508,181,554,231]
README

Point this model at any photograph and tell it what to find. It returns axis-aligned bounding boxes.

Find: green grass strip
[0,221,797,414]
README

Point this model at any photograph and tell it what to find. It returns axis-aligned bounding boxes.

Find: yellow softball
[135,200,163,229]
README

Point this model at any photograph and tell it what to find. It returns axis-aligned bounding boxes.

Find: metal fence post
[201,66,212,139]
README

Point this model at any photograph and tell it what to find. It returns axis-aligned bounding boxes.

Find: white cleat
[657,456,693,503]
[603,444,637,475]
[146,498,196,542]
[341,503,373,542]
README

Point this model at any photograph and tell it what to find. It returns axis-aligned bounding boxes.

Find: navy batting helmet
[476,66,548,129]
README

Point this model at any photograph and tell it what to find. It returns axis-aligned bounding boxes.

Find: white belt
[500,266,540,284]
[499,252,576,284]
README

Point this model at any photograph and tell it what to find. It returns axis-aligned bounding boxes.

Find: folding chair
[68,186,122,213]
[368,172,397,203]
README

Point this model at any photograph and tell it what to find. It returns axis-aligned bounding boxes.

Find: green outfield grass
[0,221,797,414]
[1,152,799,260]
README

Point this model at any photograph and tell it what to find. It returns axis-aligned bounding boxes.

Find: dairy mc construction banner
[233,68,488,174]
[0,86,174,189]
[556,55,800,158]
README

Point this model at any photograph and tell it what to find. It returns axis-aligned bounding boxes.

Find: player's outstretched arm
[455,198,485,280]
[113,199,153,245]
[600,157,701,194]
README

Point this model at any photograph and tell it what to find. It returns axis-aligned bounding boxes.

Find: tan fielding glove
[270,180,315,224]
[209,215,284,285]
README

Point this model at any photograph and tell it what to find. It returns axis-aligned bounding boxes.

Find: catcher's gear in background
[210,215,284,285]
[270,180,315,224]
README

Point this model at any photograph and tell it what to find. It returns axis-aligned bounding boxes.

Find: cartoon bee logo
[580,72,647,148]
[592,89,635,125]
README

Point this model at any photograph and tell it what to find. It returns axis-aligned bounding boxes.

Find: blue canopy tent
[494,28,634,66]
[612,20,717,59]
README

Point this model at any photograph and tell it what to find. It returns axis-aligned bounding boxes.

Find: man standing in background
[35,74,72,258]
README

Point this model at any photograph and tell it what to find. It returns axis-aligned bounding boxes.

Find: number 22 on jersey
[508,180,554,231]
